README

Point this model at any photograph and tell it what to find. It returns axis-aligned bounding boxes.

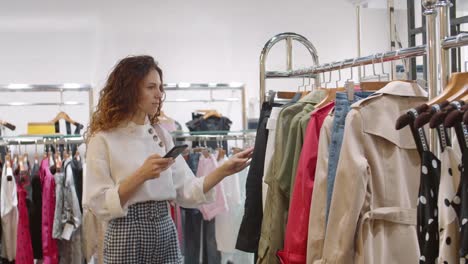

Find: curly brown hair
[85,55,164,141]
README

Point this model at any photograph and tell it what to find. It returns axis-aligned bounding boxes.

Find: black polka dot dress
[417,151,441,263]
[438,146,461,264]
[452,151,468,262]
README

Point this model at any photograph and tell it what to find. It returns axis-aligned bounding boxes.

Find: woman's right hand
[138,154,174,180]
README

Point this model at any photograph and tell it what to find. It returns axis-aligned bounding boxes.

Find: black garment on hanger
[236,101,281,253]
[407,109,440,264]
[71,156,83,212]
[186,114,232,150]
[29,162,43,259]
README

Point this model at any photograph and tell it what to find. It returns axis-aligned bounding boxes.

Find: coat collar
[352,81,428,149]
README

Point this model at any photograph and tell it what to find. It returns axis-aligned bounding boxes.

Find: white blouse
[83,119,215,221]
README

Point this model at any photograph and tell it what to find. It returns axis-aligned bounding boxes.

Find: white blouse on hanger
[1,165,17,261]
[83,119,216,222]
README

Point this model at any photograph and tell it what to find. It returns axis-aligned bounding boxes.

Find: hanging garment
[438,145,461,263]
[29,160,43,259]
[262,106,283,210]
[53,158,83,264]
[186,115,232,150]
[319,81,427,263]
[16,168,34,264]
[325,91,374,223]
[40,158,59,264]
[70,156,83,212]
[257,90,326,264]
[236,101,281,253]
[306,111,334,264]
[197,153,228,220]
[277,102,334,264]
[220,166,255,264]
[417,152,441,263]
[452,136,468,262]
[215,157,242,253]
[1,165,18,262]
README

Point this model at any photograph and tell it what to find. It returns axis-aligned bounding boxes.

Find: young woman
[84,55,253,263]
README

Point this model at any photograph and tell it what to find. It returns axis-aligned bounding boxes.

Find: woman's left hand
[218,147,254,176]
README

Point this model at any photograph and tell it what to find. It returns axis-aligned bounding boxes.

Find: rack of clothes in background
[0,137,85,264]
[236,4,468,264]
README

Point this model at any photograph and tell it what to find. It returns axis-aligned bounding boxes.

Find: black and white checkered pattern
[103,201,183,264]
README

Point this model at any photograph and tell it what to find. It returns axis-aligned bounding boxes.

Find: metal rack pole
[423,0,439,154]
[437,0,453,88]
[259,32,320,107]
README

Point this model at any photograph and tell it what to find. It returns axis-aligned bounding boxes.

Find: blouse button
[153,135,158,141]
[148,128,154,134]
[159,142,164,147]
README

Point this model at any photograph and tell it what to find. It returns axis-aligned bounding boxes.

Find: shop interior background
[1,0,468,136]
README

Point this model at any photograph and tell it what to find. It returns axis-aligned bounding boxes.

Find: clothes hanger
[425,72,468,106]
[50,111,83,128]
[0,120,16,131]
[314,64,344,109]
[395,104,430,130]
[413,81,465,129]
[429,100,465,129]
[195,109,222,119]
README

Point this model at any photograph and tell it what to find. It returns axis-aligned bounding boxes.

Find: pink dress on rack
[197,153,227,220]
[40,158,59,264]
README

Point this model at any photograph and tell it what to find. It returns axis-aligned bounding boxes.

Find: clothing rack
[171,130,256,143]
[259,32,321,106]
[0,83,94,118]
[259,1,468,154]
[0,136,84,146]
[163,83,247,130]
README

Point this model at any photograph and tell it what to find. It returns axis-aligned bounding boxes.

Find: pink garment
[40,158,59,264]
[16,180,34,264]
[197,153,227,220]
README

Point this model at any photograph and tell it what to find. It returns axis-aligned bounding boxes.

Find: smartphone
[163,144,189,159]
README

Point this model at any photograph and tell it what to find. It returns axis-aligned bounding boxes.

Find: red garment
[16,180,34,264]
[40,159,59,264]
[277,102,334,264]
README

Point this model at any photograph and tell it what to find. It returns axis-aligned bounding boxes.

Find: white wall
[0,0,408,135]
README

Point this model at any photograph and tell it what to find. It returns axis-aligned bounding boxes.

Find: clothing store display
[237,101,280,253]
[258,90,325,264]
[438,146,461,263]
[1,166,17,262]
[41,158,59,264]
[84,119,216,222]
[103,201,183,264]
[320,81,427,263]
[324,91,374,223]
[277,101,334,264]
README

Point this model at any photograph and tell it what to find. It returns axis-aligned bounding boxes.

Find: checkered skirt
[103,201,183,264]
